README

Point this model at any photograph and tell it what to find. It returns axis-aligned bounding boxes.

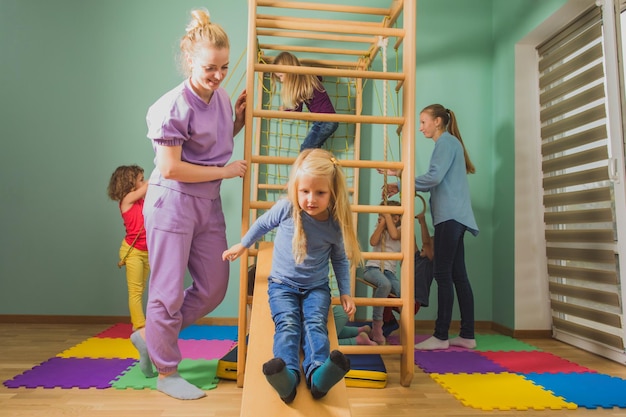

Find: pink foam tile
[480,351,598,374]
[95,323,133,339]
[178,339,237,360]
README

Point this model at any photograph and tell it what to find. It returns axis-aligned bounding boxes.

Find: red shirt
[121,199,147,251]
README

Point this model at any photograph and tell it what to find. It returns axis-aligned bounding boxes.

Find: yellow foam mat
[431,372,577,411]
[345,369,387,389]
[57,337,139,359]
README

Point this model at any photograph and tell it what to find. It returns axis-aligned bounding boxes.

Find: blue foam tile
[178,325,238,341]
[524,372,626,409]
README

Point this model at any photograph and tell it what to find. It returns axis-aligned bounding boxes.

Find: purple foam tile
[415,350,507,374]
[3,357,136,389]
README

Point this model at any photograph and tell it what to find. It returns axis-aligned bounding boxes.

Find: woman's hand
[233,90,247,135]
[223,160,248,178]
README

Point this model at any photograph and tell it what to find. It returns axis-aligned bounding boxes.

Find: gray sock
[130,330,156,378]
[157,373,206,400]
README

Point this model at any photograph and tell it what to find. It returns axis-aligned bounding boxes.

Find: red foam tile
[95,323,133,339]
[480,351,597,374]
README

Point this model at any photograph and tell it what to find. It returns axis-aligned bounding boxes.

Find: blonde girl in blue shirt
[223,148,362,403]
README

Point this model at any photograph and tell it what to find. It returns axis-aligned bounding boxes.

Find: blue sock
[310,350,350,399]
[262,358,298,403]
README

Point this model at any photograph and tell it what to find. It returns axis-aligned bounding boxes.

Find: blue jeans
[433,220,474,340]
[362,266,400,321]
[300,121,339,151]
[267,279,331,382]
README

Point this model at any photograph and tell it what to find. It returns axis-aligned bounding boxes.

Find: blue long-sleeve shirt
[240,198,351,295]
[411,132,479,236]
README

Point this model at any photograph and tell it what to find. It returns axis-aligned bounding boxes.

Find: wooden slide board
[240,242,351,417]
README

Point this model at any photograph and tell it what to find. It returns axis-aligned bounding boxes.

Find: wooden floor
[2,323,626,417]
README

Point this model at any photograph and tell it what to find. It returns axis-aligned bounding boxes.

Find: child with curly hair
[107,165,150,336]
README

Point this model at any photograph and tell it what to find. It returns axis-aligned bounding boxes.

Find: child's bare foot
[357,325,372,335]
[356,332,378,345]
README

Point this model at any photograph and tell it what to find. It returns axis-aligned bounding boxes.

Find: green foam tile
[472,334,541,352]
[111,358,219,390]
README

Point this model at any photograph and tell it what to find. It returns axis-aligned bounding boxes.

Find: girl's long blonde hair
[271,51,324,110]
[287,149,362,266]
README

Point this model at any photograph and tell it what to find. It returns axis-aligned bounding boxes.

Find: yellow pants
[119,240,150,330]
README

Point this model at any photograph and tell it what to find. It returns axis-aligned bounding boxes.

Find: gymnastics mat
[344,353,387,388]
[216,342,238,381]
[217,344,388,389]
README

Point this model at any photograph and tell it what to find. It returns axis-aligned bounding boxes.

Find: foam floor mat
[3,357,136,389]
[58,337,139,359]
[3,323,235,392]
[431,372,578,411]
[413,333,626,410]
[415,350,507,374]
[178,325,238,341]
[480,351,597,374]
[111,359,219,390]
[524,372,626,409]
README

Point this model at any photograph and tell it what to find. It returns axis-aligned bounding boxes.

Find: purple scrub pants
[143,185,229,374]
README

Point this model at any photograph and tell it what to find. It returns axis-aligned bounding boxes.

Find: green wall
[490,0,567,327]
[0,0,566,326]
